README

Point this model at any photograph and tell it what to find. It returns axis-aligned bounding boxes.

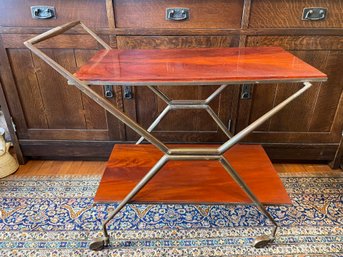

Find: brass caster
[89,237,110,251]
[253,235,274,248]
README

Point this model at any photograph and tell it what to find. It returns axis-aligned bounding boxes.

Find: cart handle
[25,20,111,49]
[24,21,170,155]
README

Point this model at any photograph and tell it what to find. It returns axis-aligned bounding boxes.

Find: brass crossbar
[25,21,315,251]
[135,84,233,144]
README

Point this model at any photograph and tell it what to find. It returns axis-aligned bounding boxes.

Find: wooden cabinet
[0,0,342,166]
[237,36,343,160]
[0,31,125,159]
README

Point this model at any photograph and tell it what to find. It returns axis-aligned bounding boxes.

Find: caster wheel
[89,237,109,251]
[253,235,274,248]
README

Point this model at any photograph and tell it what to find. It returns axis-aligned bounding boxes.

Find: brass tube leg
[206,106,233,138]
[147,86,171,104]
[136,105,171,144]
[204,84,229,104]
[218,82,313,154]
[89,155,169,251]
[219,157,278,248]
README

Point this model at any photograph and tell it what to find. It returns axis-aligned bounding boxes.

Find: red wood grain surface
[74,47,327,85]
[94,144,292,205]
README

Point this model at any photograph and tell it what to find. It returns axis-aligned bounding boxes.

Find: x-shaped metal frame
[136,85,233,144]
[24,21,315,251]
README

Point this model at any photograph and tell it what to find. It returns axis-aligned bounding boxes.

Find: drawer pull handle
[241,84,252,100]
[302,7,327,21]
[31,6,56,19]
[166,8,189,21]
[123,86,133,99]
[104,85,114,98]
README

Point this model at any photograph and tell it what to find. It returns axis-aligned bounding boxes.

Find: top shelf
[73,47,327,86]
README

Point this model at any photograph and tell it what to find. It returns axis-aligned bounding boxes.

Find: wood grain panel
[8,49,49,129]
[31,49,86,129]
[0,37,28,139]
[238,36,342,146]
[268,51,328,132]
[250,0,343,28]
[114,0,243,29]
[246,36,343,50]
[3,33,120,143]
[27,129,108,140]
[74,49,107,130]
[308,51,343,132]
[74,47,326,84]
[95,144,292,204]
[0,0,108,28]
[249,84,277,131]
[117,36,239,50]
[2,34,100,49]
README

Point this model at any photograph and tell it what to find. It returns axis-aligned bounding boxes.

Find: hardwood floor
[14,160,107,176]
[12,160,339,177]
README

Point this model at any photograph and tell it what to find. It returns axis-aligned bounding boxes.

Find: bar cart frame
[24,21,325,251]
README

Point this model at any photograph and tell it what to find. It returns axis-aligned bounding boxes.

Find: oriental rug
[0,172,342,256]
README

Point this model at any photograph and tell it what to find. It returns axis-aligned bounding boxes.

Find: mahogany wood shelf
[95,144,292,205]
[73,46,326,85]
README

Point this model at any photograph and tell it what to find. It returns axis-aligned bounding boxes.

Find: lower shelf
[94,144,292,205]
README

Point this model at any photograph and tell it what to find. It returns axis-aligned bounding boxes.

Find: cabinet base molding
[19,140,338,164]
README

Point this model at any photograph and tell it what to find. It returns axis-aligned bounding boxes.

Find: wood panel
[74,50,107,130]
[0,0,108,28]
[116,35,240,50]
[114,0,243,29]
[239,36,343,144]
[19,140,115,160]
[250,0,343,28]
[245,36,343,50]
[3,33,123,143]
[95,144,292,204]
[8,49,49,130]
[2,34,101,49]
[74,46,326,84]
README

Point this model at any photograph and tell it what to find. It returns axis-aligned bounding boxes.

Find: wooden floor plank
[11,155,337,177]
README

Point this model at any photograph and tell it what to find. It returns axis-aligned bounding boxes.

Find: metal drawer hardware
[241,84,252,99]
[31,6,56,19]
[104,85,114,98]
[123,86,133,99]
[302,7,327,21]
[166,8,189,21]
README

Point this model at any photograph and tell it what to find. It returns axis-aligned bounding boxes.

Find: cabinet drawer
[0,0,108,28]
[114,0,243,29]
[250,0,343,28]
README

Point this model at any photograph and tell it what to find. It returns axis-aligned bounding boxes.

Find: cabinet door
[0,34,125,156]
[239,36,343,148]
[116,35,240,142]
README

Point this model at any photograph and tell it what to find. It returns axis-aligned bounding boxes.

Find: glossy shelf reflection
[74,47,327,85]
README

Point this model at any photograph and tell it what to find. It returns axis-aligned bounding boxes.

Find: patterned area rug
[0,172,342,256]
